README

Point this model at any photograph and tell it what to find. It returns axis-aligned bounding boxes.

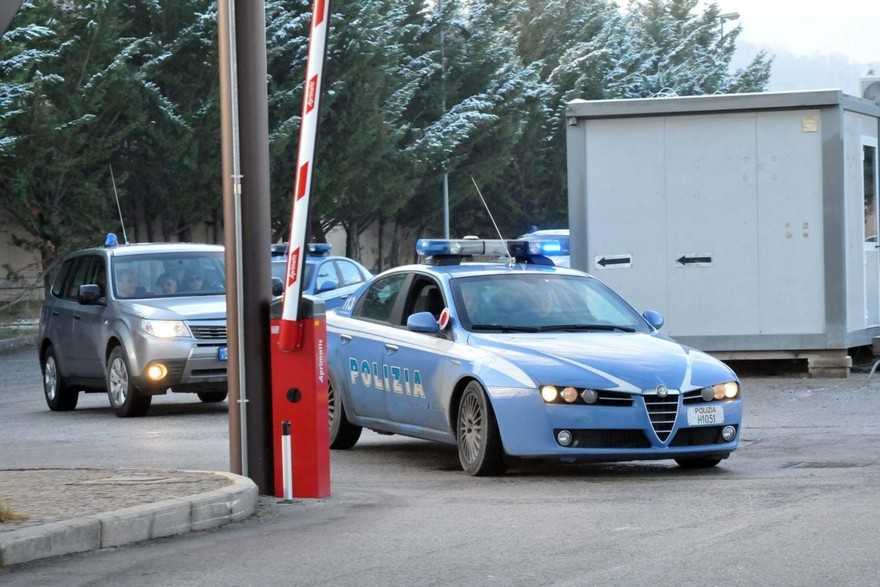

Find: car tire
[456,381,506,476]
[42,346,78,411]
[675,457,723,470]
[329,381,361,449]
[106,346,152,418]
[197,391,228,403]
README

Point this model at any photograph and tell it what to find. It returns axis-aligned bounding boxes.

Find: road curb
[0,335,36,355]
[0,470,257,568]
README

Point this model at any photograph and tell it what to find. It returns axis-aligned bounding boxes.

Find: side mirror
[272,277,284,297]
[316,280,338,294]
[407,312,440,334]
[643,310,664,330]
[78,284,102,305]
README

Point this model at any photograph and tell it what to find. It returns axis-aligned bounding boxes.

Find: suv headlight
[701,381,740,401]
[141,319,191,339]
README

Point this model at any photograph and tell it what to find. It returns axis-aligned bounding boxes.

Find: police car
[326,239,742,476]
[518,228,570,267]
[270,243,372,309]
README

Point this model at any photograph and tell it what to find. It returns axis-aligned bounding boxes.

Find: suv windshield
[450,274,648,333]
[112,252,225,299]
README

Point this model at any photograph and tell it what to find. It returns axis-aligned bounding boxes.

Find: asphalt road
[2,348,880,586]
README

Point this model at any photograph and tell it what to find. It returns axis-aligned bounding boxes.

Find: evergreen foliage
[0,0,771,273]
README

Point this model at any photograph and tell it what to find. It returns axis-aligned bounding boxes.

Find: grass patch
[0,500,28,523]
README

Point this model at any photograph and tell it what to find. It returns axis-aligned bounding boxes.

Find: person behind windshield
[183,270,205,292]
[156,273,178,296]
[116,269,141,298]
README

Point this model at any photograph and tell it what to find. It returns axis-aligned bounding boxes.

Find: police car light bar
[307,243,332,257]
[529,239,569,256]
[417,239,542,261]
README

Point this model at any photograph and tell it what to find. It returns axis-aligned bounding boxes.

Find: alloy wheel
[458,392,484,466]
[44,356,57,401]
[109,357,129,406]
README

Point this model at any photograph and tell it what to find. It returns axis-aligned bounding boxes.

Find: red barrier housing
[270,297,331,498]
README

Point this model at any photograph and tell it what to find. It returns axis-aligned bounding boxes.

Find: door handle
[340,334,352,344]
[384,343,399,353]
[73,314,81,320]
[51,311,59,316]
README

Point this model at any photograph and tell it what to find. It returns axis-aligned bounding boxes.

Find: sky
[713,0,879,63]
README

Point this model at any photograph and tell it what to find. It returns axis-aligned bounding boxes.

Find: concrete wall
[0,220,43,304]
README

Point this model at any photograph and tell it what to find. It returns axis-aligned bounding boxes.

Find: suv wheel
[42,346,78,411]
[197,391,228,403]
[106,346,152,417]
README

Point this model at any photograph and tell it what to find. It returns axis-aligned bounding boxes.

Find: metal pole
[440,0,450,239]
[217,0,244,476]
[218,0,274,493]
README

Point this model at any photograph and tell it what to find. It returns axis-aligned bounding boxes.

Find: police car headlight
[541,386,559,403]
[142,319,192,339]
[709,382,740,401]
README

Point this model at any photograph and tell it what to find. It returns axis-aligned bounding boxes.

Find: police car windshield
[113,252,225,299]
[271,259,316,287]
[450,274,648,333]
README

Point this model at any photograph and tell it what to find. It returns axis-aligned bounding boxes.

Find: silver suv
[39,240,228,417]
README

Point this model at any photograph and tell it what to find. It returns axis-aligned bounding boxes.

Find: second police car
[271,243,372,309]
[326,239,742,476]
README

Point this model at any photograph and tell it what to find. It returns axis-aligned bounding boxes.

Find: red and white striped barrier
[279,0,330,351]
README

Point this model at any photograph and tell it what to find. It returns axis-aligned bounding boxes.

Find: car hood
[121,296,226,321]
[468,331,735,393]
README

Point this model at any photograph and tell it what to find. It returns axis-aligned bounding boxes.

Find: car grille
[644,394,679,442]
[669,425,733,447]
[189,324,227,340]
[682,390,705,404]
[568,429,651,449]
[596,391,634,407]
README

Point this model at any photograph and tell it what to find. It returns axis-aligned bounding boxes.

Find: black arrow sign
[677,255,712,266]
[598,256,632,268]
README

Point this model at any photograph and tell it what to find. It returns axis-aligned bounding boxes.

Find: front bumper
[128,334,228,393]
[488,388,742,461]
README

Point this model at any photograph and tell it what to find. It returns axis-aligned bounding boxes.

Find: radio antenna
[109,163,129,245]
[470,176,513,266]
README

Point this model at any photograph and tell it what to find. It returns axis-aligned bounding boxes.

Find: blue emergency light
[531,239,569,256]
[306,243,332,257]
[104,233,120,248]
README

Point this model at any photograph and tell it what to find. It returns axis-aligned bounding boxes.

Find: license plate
[218,346,228,362]
[687,405,724,426]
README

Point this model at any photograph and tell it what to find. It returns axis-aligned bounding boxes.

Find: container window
[865,145,878,244]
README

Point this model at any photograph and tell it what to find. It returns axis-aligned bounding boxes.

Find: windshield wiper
[470,324,540,333]
[538,324,636,333]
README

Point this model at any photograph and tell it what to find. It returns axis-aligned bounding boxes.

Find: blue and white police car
[271,243,372,310]
[326,239,742,476]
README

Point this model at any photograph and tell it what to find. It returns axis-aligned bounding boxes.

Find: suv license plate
[218,346,228,362]
[687,405,724,426]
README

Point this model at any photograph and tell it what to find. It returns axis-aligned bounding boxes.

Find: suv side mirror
[78,284,102,305]
[643,310,664,330]
[407,312,440,334]
[272,277,284,297]
[316,280,338,294]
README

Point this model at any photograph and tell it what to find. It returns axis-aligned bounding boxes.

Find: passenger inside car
[156,273,178,296]
[116,270,143,298]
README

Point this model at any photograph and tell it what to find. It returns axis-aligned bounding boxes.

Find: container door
[862,139,879,326]
[664,114,760,337]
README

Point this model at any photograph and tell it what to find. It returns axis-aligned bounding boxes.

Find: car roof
[109,243,224,257]
[521,229,570,237]
[384,262,586,279]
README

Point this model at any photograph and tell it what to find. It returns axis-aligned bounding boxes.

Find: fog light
[561,387,579,403]
[581,389,598,404]
[556,430,573,447]
[721,425,737,442]
[541,386,559,403]
[146,363,168,381]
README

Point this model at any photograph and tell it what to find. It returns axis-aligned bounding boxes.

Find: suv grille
[189,324,227,340]
[644,394,679,442]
